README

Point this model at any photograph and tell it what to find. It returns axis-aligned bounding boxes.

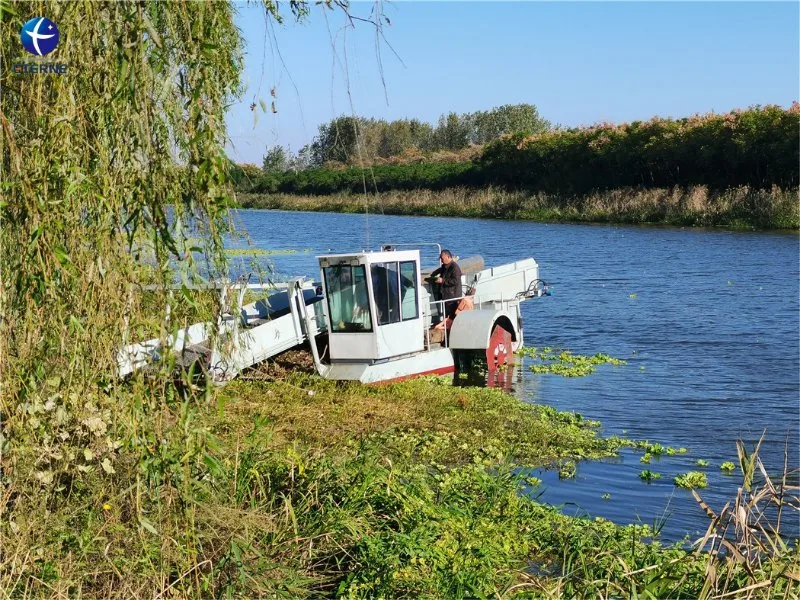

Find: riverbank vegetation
[235,104,799,230]
[3,370,798,598]
[238,184,799,229]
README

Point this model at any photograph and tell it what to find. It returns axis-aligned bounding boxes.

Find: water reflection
[451,363,540,404]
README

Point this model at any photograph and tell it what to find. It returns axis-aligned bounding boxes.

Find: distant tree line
[255,103,549,172]
[233,104,799,196]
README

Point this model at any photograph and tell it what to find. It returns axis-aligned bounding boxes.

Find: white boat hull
[324,347,455,384]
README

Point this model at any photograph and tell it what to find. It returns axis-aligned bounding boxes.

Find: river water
[229,209,799,544]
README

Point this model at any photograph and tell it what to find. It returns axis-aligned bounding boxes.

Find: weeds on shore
[237,184,800,230]
[1,375,796,598]
[690,436,800,599]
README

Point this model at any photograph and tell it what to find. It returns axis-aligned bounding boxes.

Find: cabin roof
[318,249,421,264]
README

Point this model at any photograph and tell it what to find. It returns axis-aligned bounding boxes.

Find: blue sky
[225,1,799,164]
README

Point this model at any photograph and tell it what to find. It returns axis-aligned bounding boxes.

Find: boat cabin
[319,249,426,361]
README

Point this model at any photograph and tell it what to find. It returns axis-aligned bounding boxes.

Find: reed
[691,436,800,599]
[237,184,799,230]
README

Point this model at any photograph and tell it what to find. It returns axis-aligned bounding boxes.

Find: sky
[225,1,800,165]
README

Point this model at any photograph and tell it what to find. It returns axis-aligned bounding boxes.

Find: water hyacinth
[516,346,626,377]
[674,471,709,489]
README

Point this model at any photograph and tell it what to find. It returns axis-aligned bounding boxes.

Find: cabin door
[370,260,425,359]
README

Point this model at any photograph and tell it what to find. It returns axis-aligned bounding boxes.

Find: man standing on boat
[432,249,463,320]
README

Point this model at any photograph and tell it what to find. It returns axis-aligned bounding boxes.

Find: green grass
[2,374,796,598]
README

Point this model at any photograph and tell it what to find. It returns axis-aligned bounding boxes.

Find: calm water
[229,209,800,543]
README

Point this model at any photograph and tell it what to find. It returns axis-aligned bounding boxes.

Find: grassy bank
[237,185,799,230]
[3,365,796,598]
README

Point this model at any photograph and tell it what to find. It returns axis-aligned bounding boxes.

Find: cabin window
[371,262,401,326]
[323,265,372,332]
[399,260,419,321]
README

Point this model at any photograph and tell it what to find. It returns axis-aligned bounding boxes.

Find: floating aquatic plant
[635,442,685,460]
[720,461,736,473]
[558,460,577,480]
[695,459,710,468]
[524,476,542,488]
[674,471,708,489]
[517,347,626,378]
[639,470,661,482]
[225,248,298,256]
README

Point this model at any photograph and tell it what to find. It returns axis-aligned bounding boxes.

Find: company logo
[20,17,60,56]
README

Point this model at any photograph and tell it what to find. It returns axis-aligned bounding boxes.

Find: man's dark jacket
[435,261,463,301]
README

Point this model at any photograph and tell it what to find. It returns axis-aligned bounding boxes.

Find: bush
[480,104,800,193]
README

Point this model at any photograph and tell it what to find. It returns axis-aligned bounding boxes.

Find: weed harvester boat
[117,244,549,385]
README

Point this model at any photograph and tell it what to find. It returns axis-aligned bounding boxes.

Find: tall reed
[237,185,799,229]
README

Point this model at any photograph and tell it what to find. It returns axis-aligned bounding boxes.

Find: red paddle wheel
[485,325,514,372]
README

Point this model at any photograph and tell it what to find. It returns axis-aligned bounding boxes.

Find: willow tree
[0,0,347,593]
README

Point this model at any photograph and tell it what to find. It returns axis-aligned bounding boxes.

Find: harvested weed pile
[240,347,317,381]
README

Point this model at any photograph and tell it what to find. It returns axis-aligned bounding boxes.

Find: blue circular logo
[20,17,60,56]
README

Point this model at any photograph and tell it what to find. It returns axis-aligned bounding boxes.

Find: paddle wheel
[486,323,514,372]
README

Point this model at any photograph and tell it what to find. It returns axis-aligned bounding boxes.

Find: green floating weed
[558,460,577,480]
[695,459,709,468]
[720,461,736,473]
[639,470,661,483]
[636,442,684,459]
[225,248,298,256]
[518,347,626,378]
[601,492,611,500]
[524,476,542,488]
[674,471,708,489]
